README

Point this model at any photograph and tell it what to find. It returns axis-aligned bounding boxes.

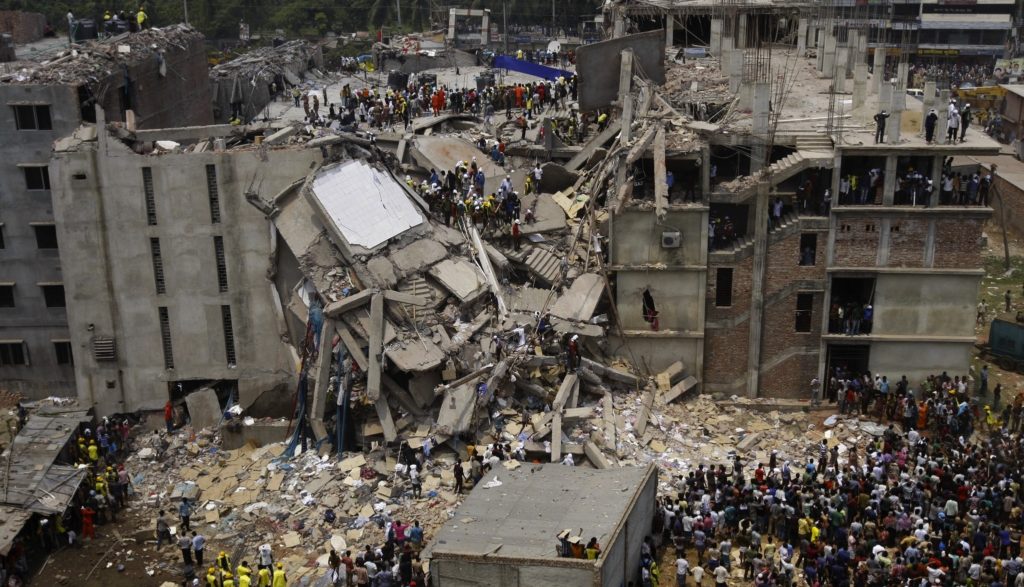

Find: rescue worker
[217,551,233,574]
[257,566,272,587]
[272,562,287,587]
[222,572,235,587]
[206,567,219,587]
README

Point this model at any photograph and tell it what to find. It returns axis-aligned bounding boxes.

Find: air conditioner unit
[661,231,681,248]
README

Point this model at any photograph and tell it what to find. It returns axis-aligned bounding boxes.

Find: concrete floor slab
[390,238,449,274]
[428,258,488,302]
[550,273,604,322]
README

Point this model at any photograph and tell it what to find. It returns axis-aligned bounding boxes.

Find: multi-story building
[0,25,212,399]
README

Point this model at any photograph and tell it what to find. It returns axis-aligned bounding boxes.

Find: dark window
[0,342,27,366]
[159,306,174,369]
[150,238,166,295]
[0,225,5,249]
[33,224,58,249]
[799,233,817,266]
[23,166,50,190]
[0,285,13,307]
[12,105,52,130]
[206,165,222,224]
[795,293,814,333]
[41,284,66,308]
[143,167,156,226]
[214,236,228,292]
[54,341,73,365]
[221,305,237,365]
[715,268,733,307]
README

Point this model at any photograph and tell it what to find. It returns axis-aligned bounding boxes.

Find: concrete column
[666,15,674,48]
[750,82,771,173]
[887,108,902,144]
[448,11,457,39]
[728,49,743,95]
[746,183,770,398]
[922,80,937,138]
[853,64,868,108]
[930,155,943,207]
[701,144,711,197]
[845,31,857,76]
[816,28,826,72]
[835,47,849,91]
[882,154,897,205]
[877,218,891,265]
[613,10,626,38]
[857,29,868,65]
[737,14,748,49]
[797,18,808,54]
[879,81,893,112]
[481,13,489,45]
[873,46,886,95]
[822,33,837,79]
[924,220,937,266]
[710,18,723,56]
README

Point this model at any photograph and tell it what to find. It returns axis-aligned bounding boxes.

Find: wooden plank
[336,324,368,371]
[323,289,375,317]
[382,290,429,307]
[550,414,562,462]
[366,293,385,401]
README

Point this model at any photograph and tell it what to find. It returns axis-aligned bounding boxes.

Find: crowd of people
[645,367,1023,587]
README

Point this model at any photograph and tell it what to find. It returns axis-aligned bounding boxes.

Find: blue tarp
[493,56,572,82]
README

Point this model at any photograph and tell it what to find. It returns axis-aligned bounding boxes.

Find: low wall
[0,11,46,44]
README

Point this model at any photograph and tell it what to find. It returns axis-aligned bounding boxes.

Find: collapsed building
[209,40,324,124]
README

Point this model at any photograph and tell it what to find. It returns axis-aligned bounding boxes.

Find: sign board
[576,30,666,111]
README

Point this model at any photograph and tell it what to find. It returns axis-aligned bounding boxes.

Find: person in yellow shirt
[257,567,271,587]
[238,573,251,587]
[272,562,287,587]
[236,562,252,580]
[222,571,235,587]
[136,6,148,29]
[217,551,233,573]
[88,441,99,463]
[206,567,219,587]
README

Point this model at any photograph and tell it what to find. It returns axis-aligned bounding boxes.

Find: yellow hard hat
[276,562,283,569]
[223,572,232,579]
[209,568,216,574]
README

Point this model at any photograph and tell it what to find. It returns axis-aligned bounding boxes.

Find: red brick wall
[705,256,753,389]
[761,353,820,399]
[764,231,828,294]
[887,218,927,268]
[0,11,45,44]
[933,218,983,269]
[832,220,881,266]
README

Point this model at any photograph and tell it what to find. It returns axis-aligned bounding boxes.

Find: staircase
[524,247,562,285]
[796,133,834,152]
[710,211,802,262]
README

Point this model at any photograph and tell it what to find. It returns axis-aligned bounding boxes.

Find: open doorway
[829,277,875,334]
[167,379,236,428]
[825,343,871,380]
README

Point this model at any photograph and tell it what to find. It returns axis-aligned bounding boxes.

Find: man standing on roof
[136,6,148,30]
[874,110,889,144]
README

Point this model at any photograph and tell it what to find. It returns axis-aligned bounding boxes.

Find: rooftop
[427,464,654,561]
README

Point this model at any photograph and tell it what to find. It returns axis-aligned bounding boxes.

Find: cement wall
[615,271,703,332]
[51,132,323,415]
[0,11,46,44]
[0,85,82,399]
[431,558,594,586]
[869,340,972,384]
[613,465,657,587]
[872,272,978,338]
[607,335,701,379]
[610,209,705,267]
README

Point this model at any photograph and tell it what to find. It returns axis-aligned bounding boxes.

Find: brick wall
[0,11,45,44]
[760,352,820,399]
[832,220,881,266]
[887,218,928,268]
[764,231,827,295]
[705,256,753,389]
[933,218,984,269]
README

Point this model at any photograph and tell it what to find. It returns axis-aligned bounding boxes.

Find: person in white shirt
[675,556,690,586]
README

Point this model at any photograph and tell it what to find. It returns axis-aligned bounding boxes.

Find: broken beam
[550,414,562,462]
[366,293,385,401]
[336,324,368,371]
[434,363,495,396]
[382,290,429,307]
[324,289,375,317]
[653,124,668,220]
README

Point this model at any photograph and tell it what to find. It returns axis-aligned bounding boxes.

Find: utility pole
[396,0,402,28]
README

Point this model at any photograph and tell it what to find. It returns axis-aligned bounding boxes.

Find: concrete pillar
[481,13,489,45]
[835,47,849,92]
[728,49,743,95]
[737,14,748,49]
[448,10,457,39]
[822,33,837,79]
[888,105,902,144]
[816,28,826,72]
[710,18,723,56]
[937,89,950,142]
[701,144,711,197]
[666,15,674,48]
[879,81,893,111]
[877,218,891,265]
[873,46,886,95]
[882,155,897,205]
[857,29,868,64]
[930,155,943,207]
[923,81,936,113]
[746,183,770,398]
[853,63,868,108]
[797,18,808,54]
[750,82,771,173]
[845,31,857,76]
[613,10,626,38]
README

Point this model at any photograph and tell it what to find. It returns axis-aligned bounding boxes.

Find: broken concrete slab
[184,387,221,431]
[366,293,385,401]
[428,259,488,303]
[550,274,604,322]
[539,162,580,194]
[662,375,698,404]
[435,383,477,435]
[584,440,609,469]
[324,289,375,317]
[365,257,399,288]
[389,239,449,275]
[655,361,686,391]
[518,194,569,235]
[264,124,298,145]
[412,136,504,180]
[384,336,447,372]
[580,358,640,387]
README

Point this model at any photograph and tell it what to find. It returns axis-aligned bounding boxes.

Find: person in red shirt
[80,505,96,539]
[164,401,173,433]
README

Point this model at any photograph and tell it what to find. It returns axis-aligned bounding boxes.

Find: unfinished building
[0,25,213,400]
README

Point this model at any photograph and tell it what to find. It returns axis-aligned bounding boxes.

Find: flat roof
[309,159,424,250]
[428,463,653,561]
